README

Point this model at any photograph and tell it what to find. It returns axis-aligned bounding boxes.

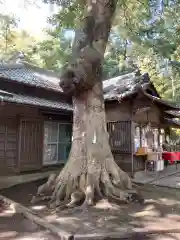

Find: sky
[0,0,54,38]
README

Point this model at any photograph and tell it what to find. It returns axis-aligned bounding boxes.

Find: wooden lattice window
[43,122,72,165]
[107,121,132,153]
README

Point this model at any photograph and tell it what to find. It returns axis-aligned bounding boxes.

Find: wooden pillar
[131,119,134,178]
[131,99,134,178]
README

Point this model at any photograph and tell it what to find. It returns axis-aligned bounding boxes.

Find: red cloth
[162,152,180,164]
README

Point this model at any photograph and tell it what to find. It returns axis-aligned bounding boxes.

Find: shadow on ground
[1,178,180,239]
[0,202,58,240]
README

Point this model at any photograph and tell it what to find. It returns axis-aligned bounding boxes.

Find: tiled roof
[103,71,180,110]
[142,90,180,110]
[103,71,150,100]
[165,110,180,117]
[164,118,180,127]
[0,63,178,112]
[0,62,62,92]
[0,64,150,98]
[0,90,72,111]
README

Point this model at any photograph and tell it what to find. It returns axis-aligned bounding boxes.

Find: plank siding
[106,95,162,173]
[0,118,18,173]
[5,120,17,168]
[18,118,43,172]
[106,100,132,122]
[0,123,6,167]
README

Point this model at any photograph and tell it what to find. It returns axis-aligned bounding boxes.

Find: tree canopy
[1,0,180,101]
[36,0,180,102]
[0,14,40,63]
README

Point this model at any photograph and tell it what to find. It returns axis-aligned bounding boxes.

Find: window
[43,122,72,165]
[107,121,132,153]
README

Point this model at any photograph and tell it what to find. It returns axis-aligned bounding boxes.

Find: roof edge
[141,89,180,110]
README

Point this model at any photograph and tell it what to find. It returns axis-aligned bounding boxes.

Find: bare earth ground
[0,199,59,240]
[1,179,180,239]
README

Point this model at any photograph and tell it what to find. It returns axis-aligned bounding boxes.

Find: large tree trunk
[32,0,143,208]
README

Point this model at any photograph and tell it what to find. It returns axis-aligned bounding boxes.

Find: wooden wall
[132,97,161,125]
[0,78,70,104]
[0,102,73,176]
[105,96,161,126]
[0,93,163,175]
[105,99,132,122]
[105,99,132,173]
[0,103,43,175]
[0,118,18,175]
[18,117,43,172]
[113,154,145,174]
[105,96,162,173]
[0,103,40,118]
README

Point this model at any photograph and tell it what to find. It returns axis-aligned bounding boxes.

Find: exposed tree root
[31,173,57,204]
[32,82,144,209]
[30,0,146,211]
[31,159,144,209]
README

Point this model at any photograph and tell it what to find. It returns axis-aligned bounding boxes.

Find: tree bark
[32,0,143,208]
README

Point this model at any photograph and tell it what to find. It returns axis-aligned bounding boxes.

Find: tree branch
[60,0,118,95]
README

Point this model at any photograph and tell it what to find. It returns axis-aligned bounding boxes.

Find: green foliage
[1,0,180,102]
[34,29,73,71]
[0,14,39,64]
[0,14,18,60]
[112,0,180,101]
[37,1,180,86]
